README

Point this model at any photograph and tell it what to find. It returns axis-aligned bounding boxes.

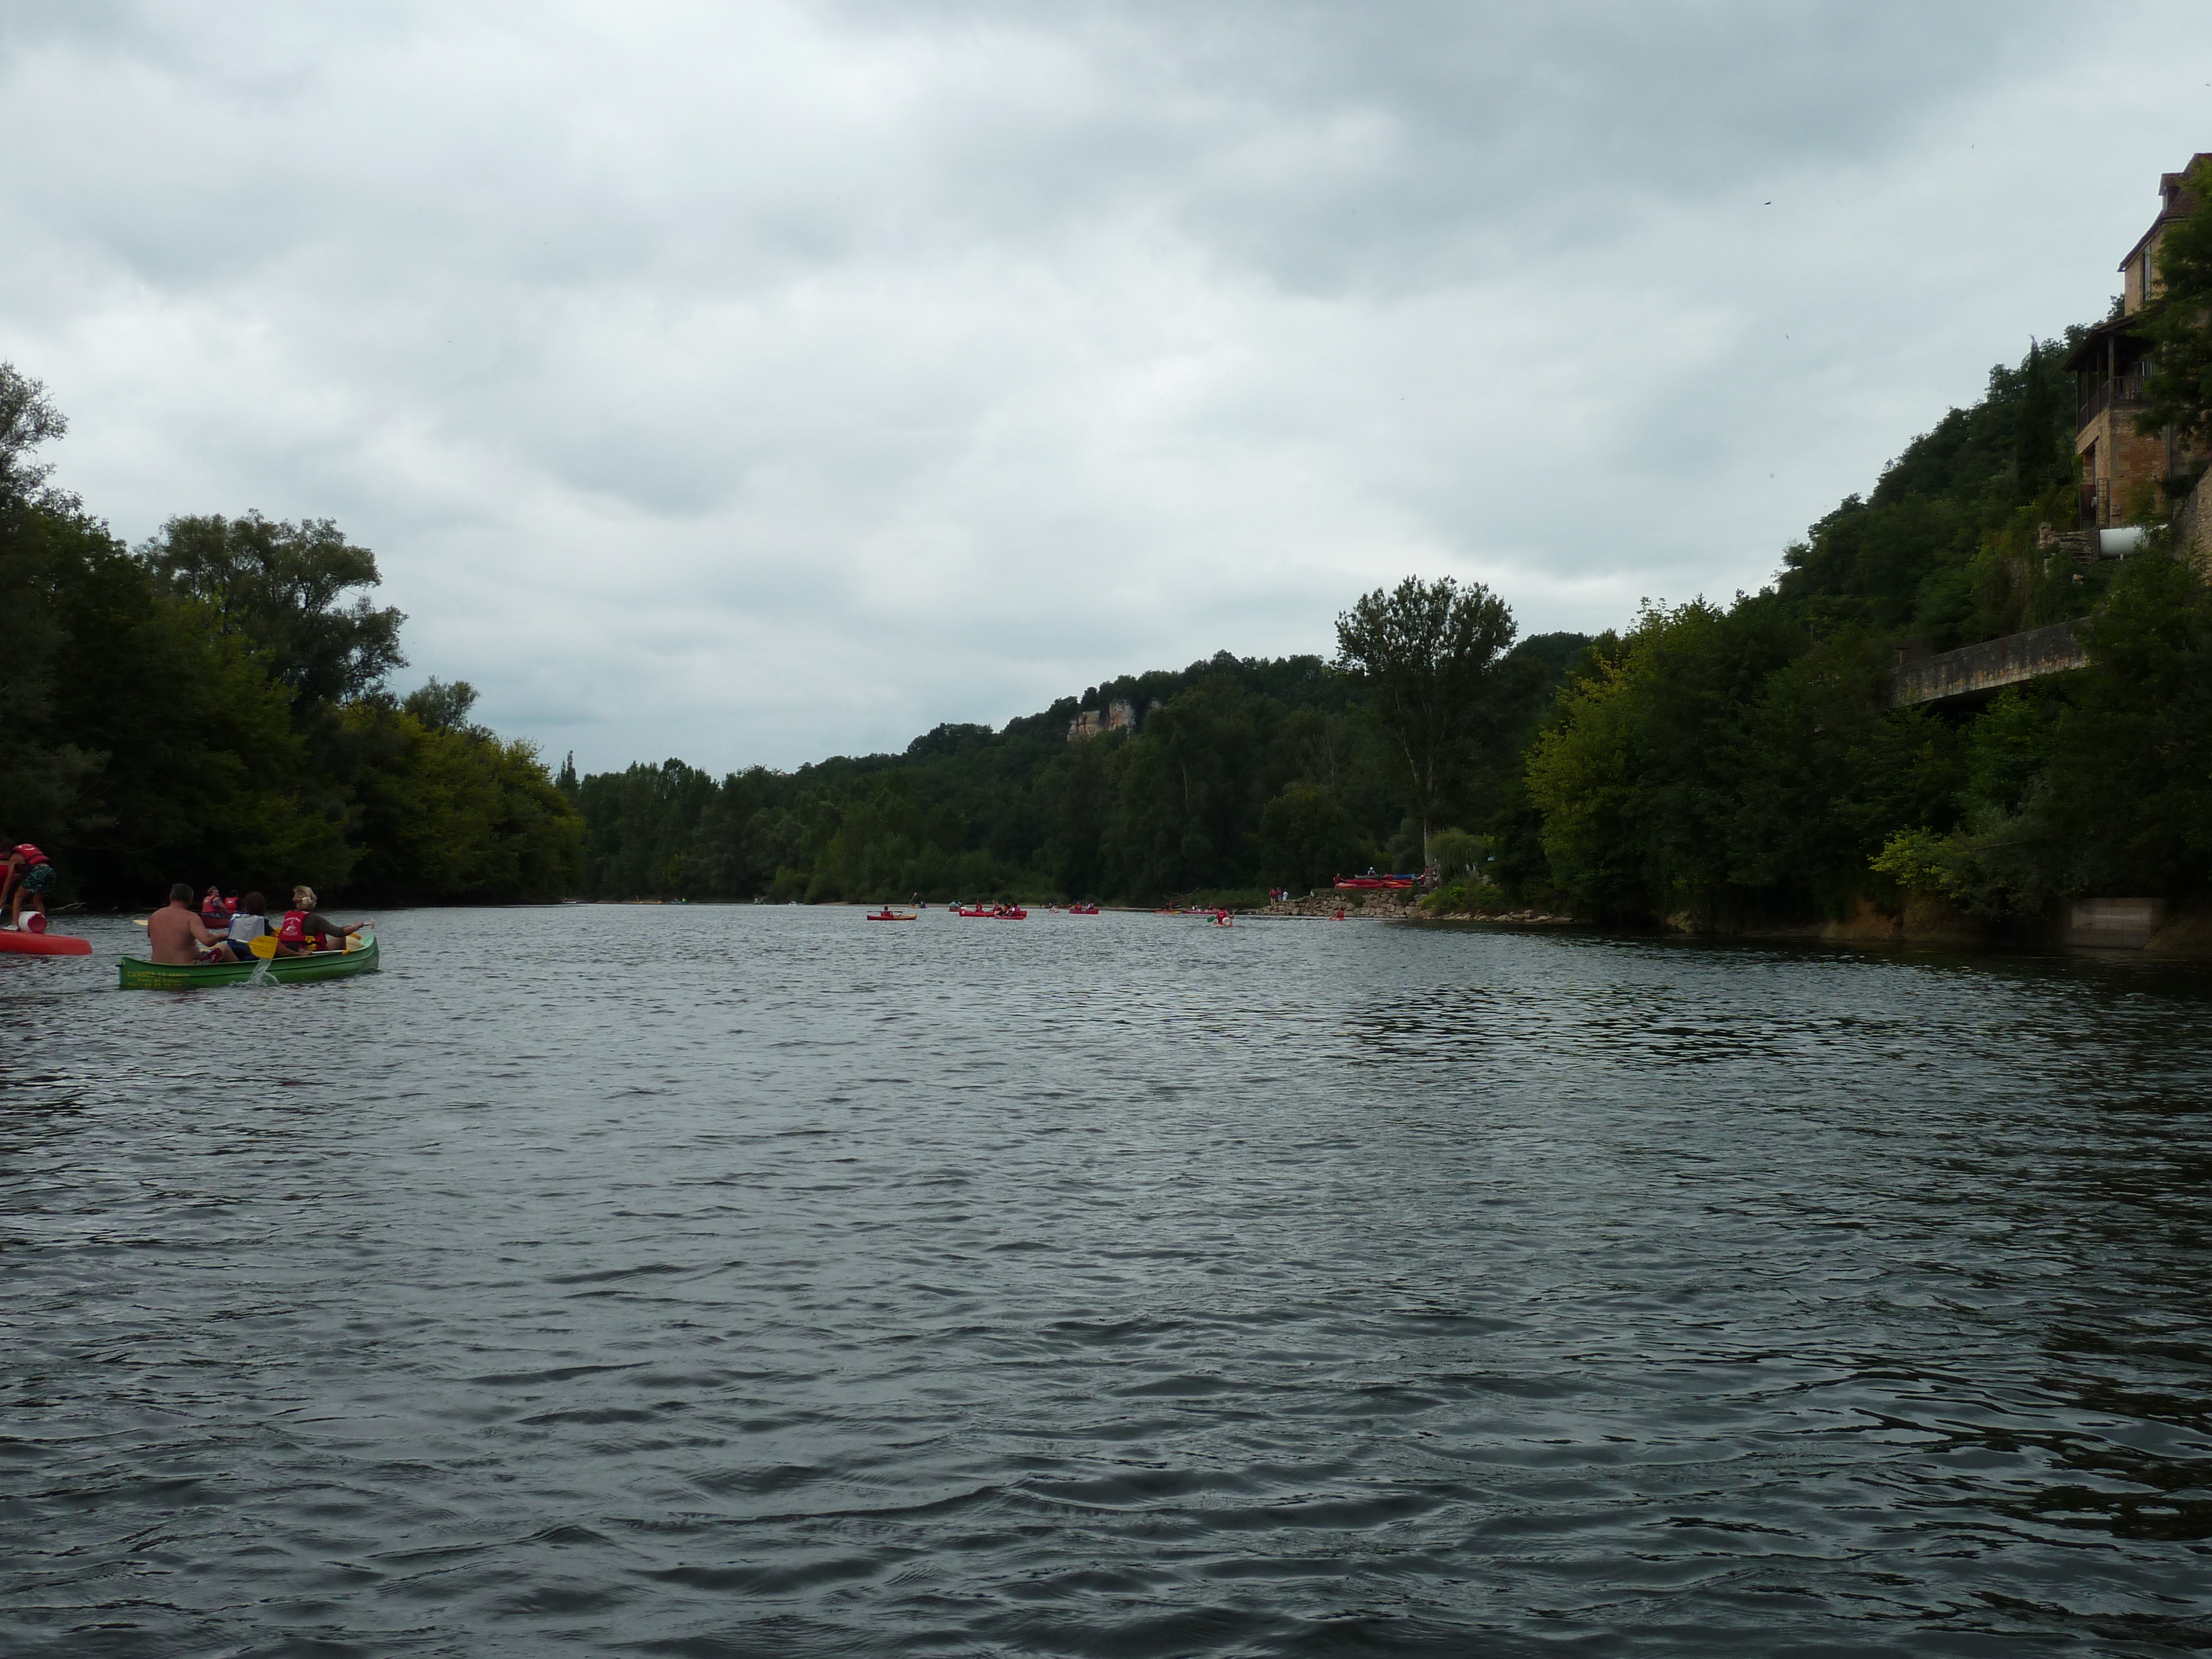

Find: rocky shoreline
[1255,892,1579,925]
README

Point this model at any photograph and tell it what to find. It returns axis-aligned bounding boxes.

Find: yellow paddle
[250,935,280,959]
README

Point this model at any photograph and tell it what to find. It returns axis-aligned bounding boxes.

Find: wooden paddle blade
[250,935,279,958]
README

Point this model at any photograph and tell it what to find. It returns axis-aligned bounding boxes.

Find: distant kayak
[954,905,1027,919]
[865,910,916,921]
[1334,877,1416,891]
[118,937,380,990]
[0,928,91,957]
[1066,904,1100,915]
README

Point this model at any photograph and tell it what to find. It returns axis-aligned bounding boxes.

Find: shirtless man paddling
[147,882,224,964]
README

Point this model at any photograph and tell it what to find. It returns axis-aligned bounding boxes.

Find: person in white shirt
[223,891,272,962]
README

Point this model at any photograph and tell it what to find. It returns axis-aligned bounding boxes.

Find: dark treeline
[575,159,2212,925]
[0,368,581,908]
[572,633,1588,905]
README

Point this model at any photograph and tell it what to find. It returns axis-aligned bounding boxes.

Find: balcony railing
[2077,372,2148,429]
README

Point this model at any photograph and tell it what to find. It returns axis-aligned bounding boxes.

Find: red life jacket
[278,909,309,945]
[13,844,48,868]
[201,895,227,923]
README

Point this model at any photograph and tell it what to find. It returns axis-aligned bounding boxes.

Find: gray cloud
[4,1,2208,770]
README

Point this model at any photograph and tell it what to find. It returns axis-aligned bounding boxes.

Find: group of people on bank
[146,883,372,966]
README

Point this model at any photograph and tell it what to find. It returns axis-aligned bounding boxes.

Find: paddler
[1,843,58,933]
[275,885,373,955]
[148,882,227,964]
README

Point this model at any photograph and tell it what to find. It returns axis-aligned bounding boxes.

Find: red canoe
[0,928,92,957]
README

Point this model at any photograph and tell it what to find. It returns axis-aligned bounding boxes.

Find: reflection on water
[2,910,2209,1656]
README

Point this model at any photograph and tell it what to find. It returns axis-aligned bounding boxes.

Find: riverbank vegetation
[0,367,581,906]
[569,625,1584,906]
[570,314,2212,926]
[13,169,2210,925]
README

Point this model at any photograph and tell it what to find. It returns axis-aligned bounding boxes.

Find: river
[3,906,2209,1655]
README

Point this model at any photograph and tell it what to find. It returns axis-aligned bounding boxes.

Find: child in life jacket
[200,885,231,928]
[2,844,56,933]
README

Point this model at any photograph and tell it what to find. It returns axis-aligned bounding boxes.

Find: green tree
[1334,575,1516,856]
[0,368,100,844]
[142,513,406,705]
[404,676,484,734]
[2044,550,2212,895]
[43,516,350,899]
[1100,674,1268,896]
[1256,783,1374,892]
[346,705,582,901]
[0,363,67,501]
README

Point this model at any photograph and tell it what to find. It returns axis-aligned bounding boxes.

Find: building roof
[2060,312,2142,373]
[2119,152,2210,271]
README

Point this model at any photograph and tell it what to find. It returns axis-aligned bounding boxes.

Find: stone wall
[2064,897,2166,948]
[1888,623,2087,707]
[2075,401,2168,528]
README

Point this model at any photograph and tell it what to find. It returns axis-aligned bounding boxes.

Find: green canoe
[117,936,381,990]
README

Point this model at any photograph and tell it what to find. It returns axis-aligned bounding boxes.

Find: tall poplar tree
[1333,575,1516,860]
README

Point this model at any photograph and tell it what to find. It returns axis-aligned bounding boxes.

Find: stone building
[2063,154,2209,529]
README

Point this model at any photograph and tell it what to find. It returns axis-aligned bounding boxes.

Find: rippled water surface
[4,906,2211,1656]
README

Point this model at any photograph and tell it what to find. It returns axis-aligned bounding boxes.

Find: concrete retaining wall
[1888,623,2086,707]
[2064,897,2167,948]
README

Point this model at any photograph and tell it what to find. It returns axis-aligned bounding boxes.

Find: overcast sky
[4,2,2209,771]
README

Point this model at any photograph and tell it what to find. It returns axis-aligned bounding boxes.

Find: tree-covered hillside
[570,625,1587,905]
[1514,305,2212,930]
[0,367,582,908]
[569,276,2212,925]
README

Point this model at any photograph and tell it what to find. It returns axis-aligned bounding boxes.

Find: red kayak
[1067,903,1100,915]
[865,910,916,921]
[0,927,92,957]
